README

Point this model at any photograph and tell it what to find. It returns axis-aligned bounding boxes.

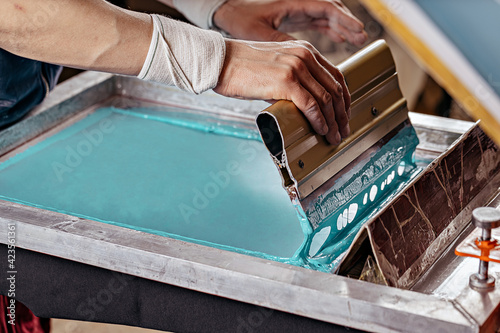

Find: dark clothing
[0,49,59,332]
[0,48,62,128]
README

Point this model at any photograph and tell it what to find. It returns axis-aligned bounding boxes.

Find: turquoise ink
[296,124,421,272]
[0,107,304,259]
[111,107,261,141]
[0,106,421,272]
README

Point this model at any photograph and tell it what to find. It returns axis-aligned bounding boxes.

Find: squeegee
[256,40,420,271]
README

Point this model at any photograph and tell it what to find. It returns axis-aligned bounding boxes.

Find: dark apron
[0,48,62,128]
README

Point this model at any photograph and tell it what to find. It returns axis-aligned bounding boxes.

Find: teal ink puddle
[297,124,421,272]
[0,106,421,272]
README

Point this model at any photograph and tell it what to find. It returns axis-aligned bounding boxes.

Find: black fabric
[0,244,360,332]
[0,49,62,128]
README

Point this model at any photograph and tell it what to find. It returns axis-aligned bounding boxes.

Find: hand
[213,0,367,44]
[214,39,350,145]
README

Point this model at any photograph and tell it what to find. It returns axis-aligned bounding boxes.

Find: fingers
[290,74,344,145]
[314,51,351,125]
[330,81,349,140]
[326,5,368,46]
[288,83,329,137]
[330,1,365,33]
[315,26,346,43]
[292,0,368,45]
[287,42,350,142]
[327,22,368,46]
[214,39,350,145]
[287,64,334,137]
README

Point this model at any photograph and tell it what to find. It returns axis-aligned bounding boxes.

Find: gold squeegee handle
[258,40,397,150]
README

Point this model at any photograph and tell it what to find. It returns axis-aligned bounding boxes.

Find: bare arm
[0,0,151,75]
[0,0,350,144]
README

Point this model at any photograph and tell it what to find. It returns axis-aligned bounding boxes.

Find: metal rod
[478,260,489,281]
[479,228,492,280]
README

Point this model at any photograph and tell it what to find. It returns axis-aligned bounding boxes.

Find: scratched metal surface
[0,72,499,332]
[369,124,500,288]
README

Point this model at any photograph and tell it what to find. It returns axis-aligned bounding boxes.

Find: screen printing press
[1,41,500,333]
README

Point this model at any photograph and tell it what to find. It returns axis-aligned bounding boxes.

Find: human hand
[214,39,350,145]
[213,0,367,44]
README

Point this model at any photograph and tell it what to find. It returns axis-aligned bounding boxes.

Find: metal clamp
[468,207,500,291]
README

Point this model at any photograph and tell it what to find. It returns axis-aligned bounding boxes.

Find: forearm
[0,0,151,75]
